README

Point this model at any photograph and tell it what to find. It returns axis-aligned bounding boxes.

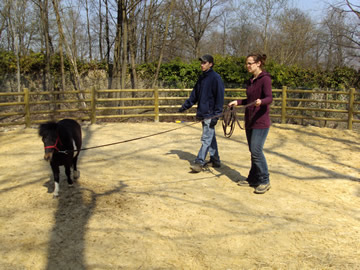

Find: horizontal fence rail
[0,87,359,130]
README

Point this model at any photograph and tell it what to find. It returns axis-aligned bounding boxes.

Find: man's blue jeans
[245,128,270,185]
[195,119,220,165]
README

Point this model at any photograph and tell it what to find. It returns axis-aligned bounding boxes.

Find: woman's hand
[228,100,238,107]
[255,99,262,107]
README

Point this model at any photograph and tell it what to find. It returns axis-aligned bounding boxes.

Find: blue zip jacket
[181,68,225,120]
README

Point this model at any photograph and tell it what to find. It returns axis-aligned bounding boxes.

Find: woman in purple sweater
[228,53,273,194]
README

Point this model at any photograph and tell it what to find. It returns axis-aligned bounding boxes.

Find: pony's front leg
[51,165,60,198]
[65,164,73,186]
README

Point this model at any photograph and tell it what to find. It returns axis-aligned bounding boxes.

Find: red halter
[44,136,61,151]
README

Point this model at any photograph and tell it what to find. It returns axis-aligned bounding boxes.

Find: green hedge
[137,55,359,90]
[0,50,359,90]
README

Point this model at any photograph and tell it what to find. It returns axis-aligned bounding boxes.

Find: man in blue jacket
[179,54,225,172]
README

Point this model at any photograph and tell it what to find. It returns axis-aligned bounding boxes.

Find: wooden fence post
[90,87,97,124]
[281,86,287,124]
[24,88,31,128]
[348,88,355,130]
[154,88,159,122]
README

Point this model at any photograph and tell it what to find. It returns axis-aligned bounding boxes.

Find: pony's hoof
[53,194,59,198]
[73,170,80,179]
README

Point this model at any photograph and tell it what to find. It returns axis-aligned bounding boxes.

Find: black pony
[39,119,82,197]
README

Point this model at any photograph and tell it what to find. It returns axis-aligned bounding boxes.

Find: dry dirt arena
[0,121,359,270]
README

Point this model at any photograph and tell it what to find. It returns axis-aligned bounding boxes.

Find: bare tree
[321,9,349,68]
[177,0,224,58]
[128,0,141,89]
[329,0,360,63]
[104,0,112,88]
[202,5,232,56]
[111,0,142,87]
[153,0,175,87]
[112,0,124,90]
[52,0,85,107]
[33,0,54,91]
[219,12,228,55]
[273,8,316,66]
[244,0,288,55]
[121,0,128,92]
[8,0,26,94]
[2,0,40,93]
[144,0,154,63]
[98,0,103,61]
[83,0,92,60]
[139,0,165,63]
[222,1,256,56]
[0,2,10,42]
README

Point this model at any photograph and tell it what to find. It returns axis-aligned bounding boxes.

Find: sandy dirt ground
[0,121,359,270]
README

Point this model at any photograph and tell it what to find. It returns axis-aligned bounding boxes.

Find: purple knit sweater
[237,71,273,129]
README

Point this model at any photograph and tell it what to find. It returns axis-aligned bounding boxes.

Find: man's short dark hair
[199,54,214,64]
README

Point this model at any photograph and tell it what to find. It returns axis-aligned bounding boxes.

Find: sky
[295,0,327,11]
[293,0,330,19]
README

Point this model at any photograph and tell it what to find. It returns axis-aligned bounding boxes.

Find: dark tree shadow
[45,180,127,270]
[44,123,129,270]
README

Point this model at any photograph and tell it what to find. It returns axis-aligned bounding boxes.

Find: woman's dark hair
[247,53,267,69]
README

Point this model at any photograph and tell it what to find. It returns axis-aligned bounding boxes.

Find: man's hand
[210,118,218,128]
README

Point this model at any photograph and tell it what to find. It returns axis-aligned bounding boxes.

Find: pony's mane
[39,121,58,138]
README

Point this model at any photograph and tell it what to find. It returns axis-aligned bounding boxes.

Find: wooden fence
[0,87,359,129]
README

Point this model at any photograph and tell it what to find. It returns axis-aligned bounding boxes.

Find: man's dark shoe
[190,163,204,173]
[254,183,271,194]
[205,161,221,168]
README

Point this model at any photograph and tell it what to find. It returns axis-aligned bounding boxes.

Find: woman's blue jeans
[245,128,270,185]
[195,119,220,165]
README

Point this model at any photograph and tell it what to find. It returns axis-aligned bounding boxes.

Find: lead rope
[58,102,256,154]
[221,101,257,138]
[58,118,206,154]
[222,106,243,138]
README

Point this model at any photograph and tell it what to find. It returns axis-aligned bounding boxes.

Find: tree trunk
[51,0,86,107]
[85,0,92,60]
[112,0,122,94]
[9,0,21,100]
[98,0,103,61]
[153,0,175,88]
[59,36,66,91]
[121,1,128,93]
[104,0,112,89]
[144,0,154,63]
[128,2,138,90]
[120,0,128,112]
[39,0,53,92]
